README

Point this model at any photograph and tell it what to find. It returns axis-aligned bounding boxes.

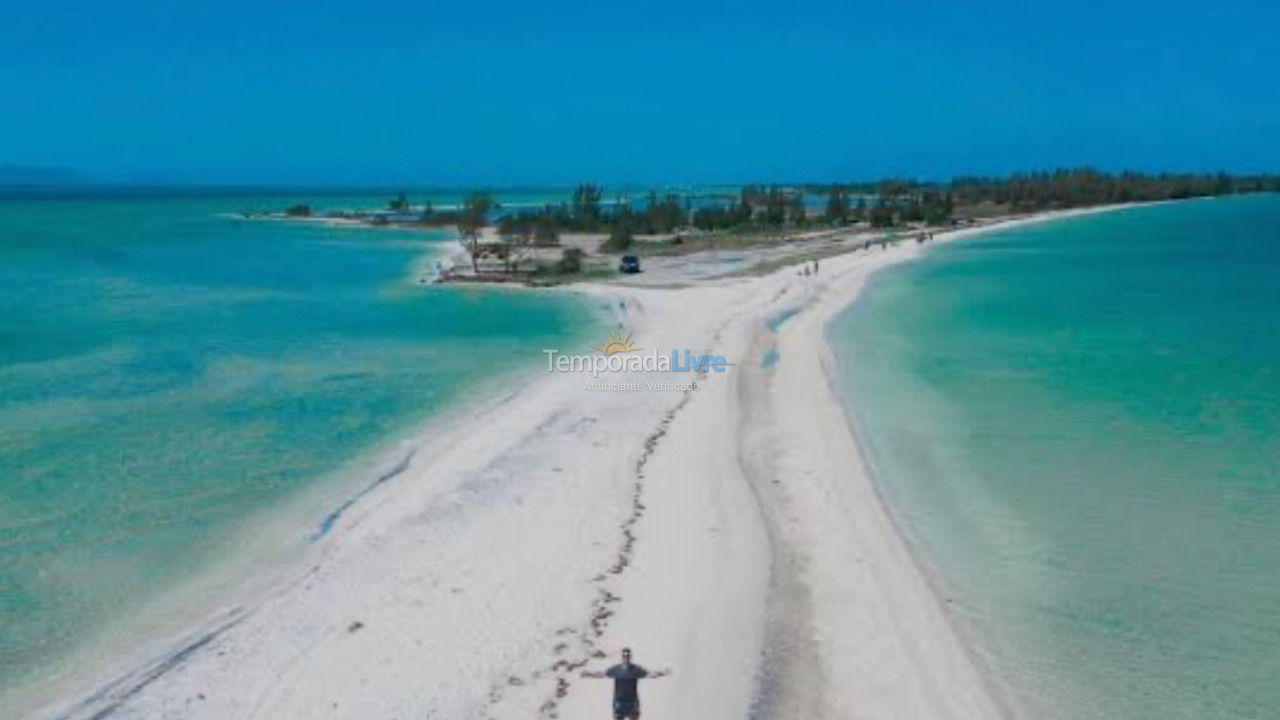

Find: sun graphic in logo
[590,329,639,356]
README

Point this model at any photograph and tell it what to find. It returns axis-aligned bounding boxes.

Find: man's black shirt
[605,663,649,701]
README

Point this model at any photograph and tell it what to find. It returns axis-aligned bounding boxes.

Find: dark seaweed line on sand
[51,609,248,720]
[313,449,418,540]
[485,326,727,720]
[50,447,421,720]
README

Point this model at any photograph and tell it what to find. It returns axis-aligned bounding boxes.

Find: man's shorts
[613,697,640,719]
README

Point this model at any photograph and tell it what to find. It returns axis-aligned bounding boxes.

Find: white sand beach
[39,206,1129,720]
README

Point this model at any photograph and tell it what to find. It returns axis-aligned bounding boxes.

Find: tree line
[382,169,1279,262]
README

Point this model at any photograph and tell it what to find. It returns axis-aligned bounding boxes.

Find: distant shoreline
[241,185,1249,289]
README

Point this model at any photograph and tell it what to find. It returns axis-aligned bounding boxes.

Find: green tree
[789,193,807,226]
[901,197,925,223]
[572,184,604,229]
[557,247,585,274]
[458,191,493,273]
[643,192,686,233]
[603,223,634,252]
[869,199,895,228]
[463,191,493,222]
[823,187,849,224]
[762,185,787,225]
[534,216,560,246]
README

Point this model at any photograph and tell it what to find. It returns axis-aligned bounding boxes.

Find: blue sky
[2,1,1277,185]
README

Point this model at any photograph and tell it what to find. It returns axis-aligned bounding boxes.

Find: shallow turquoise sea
[0,192,594,708]
[831,195,1280,719]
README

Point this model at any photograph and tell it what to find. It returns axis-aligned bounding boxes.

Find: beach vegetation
[557,247,585,274]
[868,199,895,228]
[275,170,1279,283]
[762,185,788,225]
[572,184,604,230]
[603,222,635,252]
[639,192,686,234]
[534,216,560,246]
[789,193,808,226]
[824,187,850,224]
[462,191,493,222]
[458,191,494,273]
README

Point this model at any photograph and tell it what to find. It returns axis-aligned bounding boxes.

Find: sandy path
[37,206,1137,720]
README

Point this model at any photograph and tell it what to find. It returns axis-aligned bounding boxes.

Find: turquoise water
[831,195,1280,720]
[0,193,593,709]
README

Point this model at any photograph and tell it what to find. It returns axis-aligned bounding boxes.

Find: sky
[2,0,1278,186]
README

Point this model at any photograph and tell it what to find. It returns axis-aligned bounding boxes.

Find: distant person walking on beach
[582,647,670,719]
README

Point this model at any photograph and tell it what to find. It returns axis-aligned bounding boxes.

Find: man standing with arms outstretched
[581,647,671,719]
